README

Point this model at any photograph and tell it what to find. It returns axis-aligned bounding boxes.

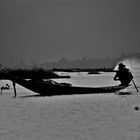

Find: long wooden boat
[6,77,129,96]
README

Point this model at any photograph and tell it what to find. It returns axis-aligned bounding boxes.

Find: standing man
[114,63,133,86]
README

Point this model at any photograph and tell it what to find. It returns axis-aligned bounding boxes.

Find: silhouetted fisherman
[114,63,133,86]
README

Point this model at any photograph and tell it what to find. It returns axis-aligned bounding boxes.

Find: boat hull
[9,78,128,96]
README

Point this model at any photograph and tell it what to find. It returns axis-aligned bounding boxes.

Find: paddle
[129,70,139,92]
[132,79,139,92]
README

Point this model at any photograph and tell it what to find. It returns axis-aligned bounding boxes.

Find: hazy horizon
[1,0,140,66]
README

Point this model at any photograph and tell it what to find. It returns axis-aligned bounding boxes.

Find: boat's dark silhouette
[0,75,129,97]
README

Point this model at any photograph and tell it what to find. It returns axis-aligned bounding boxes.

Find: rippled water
[54,72,117,87]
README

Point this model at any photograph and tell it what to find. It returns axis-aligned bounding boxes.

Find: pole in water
[13,82,17,97]
[132,79,139,92]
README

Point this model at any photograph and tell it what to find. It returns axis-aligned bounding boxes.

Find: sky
[0,0,140,66]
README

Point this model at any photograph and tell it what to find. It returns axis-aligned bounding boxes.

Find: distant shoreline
[52,67,115,72]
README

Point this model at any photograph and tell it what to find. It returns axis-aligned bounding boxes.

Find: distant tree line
[52,67,115,72]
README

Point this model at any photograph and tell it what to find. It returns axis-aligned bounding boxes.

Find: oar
[132,79,139,92]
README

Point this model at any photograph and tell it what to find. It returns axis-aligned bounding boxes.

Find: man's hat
[118,63,125,69]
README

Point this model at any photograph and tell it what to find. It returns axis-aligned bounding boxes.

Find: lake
[0,71,140,140]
